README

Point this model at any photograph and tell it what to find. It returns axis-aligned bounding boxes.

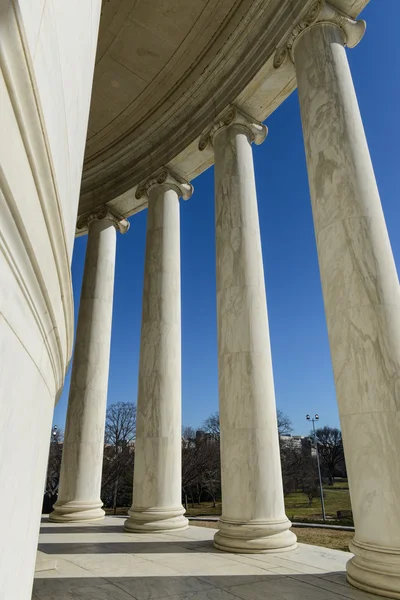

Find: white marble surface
[125,180,188,532]
[33,517,384,600]
[295,21,400,599]
[51,215,118,522]
[35,551,56,573]
[0,1,100,595]
[19,0,102,260]
[212,117,295,553]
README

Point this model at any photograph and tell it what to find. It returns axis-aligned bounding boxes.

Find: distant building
[280,435,316,457]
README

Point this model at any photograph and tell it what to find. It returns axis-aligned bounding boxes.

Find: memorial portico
[1,1,399,599]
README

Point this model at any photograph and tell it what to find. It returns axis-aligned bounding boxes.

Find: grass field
[284,488,352,523]
[184,485,352,524]
[106,486,352,523]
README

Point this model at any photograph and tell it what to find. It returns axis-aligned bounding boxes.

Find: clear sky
[54,1,400,436]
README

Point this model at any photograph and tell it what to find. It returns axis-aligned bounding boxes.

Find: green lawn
[185,486,352,524]
[327,479,349,490]
[106,482,352,525]
[284,488,352,523]
[185,502,222,517]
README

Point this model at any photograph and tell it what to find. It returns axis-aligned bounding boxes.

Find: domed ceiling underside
[79,0,368,221]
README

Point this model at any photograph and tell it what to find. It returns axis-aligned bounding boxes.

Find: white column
[290,4,400,597]
[50,208,129,522]
[199,107,296,553]
[124,169,192,532]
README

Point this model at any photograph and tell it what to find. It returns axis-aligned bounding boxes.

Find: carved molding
[273,0,366,68]
[0,1,74,395]
[79,0,310,209]
[198,105,267,151]
[77,207,130,234]
[135,168,193,201]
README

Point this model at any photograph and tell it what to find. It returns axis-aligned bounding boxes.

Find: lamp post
[306,414,326,523]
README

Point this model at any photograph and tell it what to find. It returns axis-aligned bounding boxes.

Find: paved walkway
[33,517,382,600]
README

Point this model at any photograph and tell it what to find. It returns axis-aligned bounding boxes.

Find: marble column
[50,208,129,522]
[199,107,297,553]
[124,169,192,533]
[290,5,400,597]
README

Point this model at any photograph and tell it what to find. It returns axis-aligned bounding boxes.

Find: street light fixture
[306,413,326,522]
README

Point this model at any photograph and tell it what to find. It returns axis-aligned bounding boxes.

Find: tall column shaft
[294,20,400,598]
[51,210,127,522]
[208,107,296,553]
[124,169,192,532]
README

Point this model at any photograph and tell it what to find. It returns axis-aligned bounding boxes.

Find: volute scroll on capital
[273,0,366,68]
[198,105,267,151]
[77,207,130,234]
[135,168,193,201]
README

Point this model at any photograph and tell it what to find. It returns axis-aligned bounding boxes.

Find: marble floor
[33,517,384,600]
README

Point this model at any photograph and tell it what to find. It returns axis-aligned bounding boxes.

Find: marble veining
[295,20,400,597]
[213,122,295,553]
[50,216,118,522]
[125,180,188,533]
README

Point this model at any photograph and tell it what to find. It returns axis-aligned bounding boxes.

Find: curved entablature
[78,0,369,229]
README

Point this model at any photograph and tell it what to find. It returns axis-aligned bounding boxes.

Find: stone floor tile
[33,578,135,600]
[225,554,280,571]
[158,589,244,600]
[295,574,387,599]
[110,575,214,600]
[227,578,344,600]
[33,520,379,600]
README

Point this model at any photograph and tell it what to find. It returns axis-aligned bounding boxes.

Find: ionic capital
[77,207,129,234]
[273,0,366,68]
[198,105,267,151]
[135,168,193,201]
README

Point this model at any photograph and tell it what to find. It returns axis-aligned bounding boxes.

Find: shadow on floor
[40,525,126,535]
[32,572,377,600]
[38,540,214,554]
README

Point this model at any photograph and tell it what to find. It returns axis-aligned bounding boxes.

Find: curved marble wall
[0,1,101,597]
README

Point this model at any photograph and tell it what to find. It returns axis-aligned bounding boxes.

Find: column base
[347,539,400,599]
[124,506,189,533]
[214,517,297,553]
[49,500,105,523]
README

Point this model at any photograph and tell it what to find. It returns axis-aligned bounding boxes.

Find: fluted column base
[49,500,105,523]
[124,507,188,533]
[214,517,297,553]
[347,539,400,599]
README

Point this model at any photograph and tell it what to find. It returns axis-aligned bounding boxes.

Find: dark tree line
[44,403,346,514]
[102,402,136,513]
[43,427,64,513]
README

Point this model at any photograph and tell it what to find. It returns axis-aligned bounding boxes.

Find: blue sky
[54,1,400,436]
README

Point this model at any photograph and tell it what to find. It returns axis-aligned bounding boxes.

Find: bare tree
[182,428,221,509]
[314,426,344,484]
[277,409,293,437]
[202,412,220,441]
[44,427,64,512]
[301,476,320,507]
[102,402,136,514]
[184,409,293,510]
[280,441,304,495]
[182,426,196,447]
[203,410,292,441]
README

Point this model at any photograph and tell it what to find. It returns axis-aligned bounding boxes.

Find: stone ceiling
[78,0,369,222]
